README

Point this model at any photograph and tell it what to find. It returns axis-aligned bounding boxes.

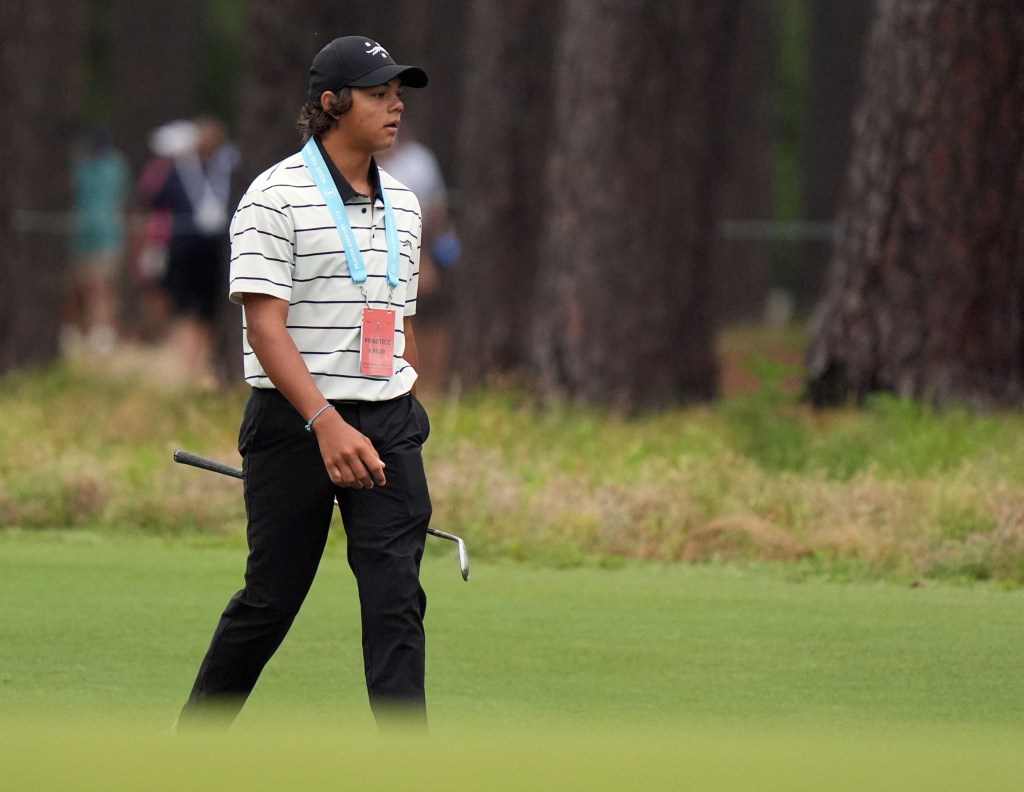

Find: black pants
[180,388,431,725]
[163,233,225,322]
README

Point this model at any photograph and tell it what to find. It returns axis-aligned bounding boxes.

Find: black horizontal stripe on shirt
[296,348,361,356]
[292,223,419,237]
[291,225,421,242]
[230,251,294,267]
[288,301,408,311]
[269,324,407,335]
[289,245,402,255]
[235,199,289,217]
[285,278,412,295]
[290,299,372,306]
[231,275,292,290]
[290,273,355,284]
[288,264,412,282]
[291,254,417,271]
[245,370,410,386]
[304,364,415,382]
[241,348,384,360]
[232,226,292,244]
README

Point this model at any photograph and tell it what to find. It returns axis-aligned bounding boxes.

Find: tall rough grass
[2,355,1023,585]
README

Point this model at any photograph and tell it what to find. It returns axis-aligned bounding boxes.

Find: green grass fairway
[1,529,1021,789]
[4,721,1021,791]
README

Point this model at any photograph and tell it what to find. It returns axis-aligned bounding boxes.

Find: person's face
[196,121,225,161]
[334,78,405,154]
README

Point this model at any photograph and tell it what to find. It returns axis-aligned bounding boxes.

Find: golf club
[173,449,470,581]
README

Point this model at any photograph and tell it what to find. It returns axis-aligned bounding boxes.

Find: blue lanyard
[301,138,400,289]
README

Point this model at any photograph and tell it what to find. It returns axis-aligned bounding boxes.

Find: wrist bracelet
[305,403,335,432]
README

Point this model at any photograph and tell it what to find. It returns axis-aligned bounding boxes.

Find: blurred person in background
[127,120,195,344]
[145,117,239,383]
[62,126,130,357]
[376,122,459,304]
[376,123,460,390]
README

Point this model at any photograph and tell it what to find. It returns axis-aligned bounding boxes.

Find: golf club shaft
[173,449,468,578]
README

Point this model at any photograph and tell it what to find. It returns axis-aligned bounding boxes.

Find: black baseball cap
[308,36,428,101]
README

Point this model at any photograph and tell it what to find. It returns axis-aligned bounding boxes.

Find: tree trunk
[0,0,88,374]
[448,0,563,386]
[234,0,321,190]
[107,0,204,173]
[214,0,315,386]
[806,0,1024,408]
[533,0,744,411]
[360,1,468,182]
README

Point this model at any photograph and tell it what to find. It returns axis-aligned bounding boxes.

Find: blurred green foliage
[3,354,1023,585]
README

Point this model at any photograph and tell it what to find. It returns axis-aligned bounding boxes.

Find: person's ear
[319,91,336,114]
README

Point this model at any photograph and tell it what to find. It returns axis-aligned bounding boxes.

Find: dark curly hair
[297,88,353,143]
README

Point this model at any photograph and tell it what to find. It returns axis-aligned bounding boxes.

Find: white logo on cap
[365,41,390,59]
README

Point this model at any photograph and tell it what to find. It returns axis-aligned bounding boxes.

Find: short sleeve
[228,187,295,305]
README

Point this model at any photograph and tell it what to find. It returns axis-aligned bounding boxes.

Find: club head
[427,527,470,582]
[456,538,470,581]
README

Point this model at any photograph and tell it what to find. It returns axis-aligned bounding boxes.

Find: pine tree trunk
[806,0,1024,408]
[448,0,563,385]
[234,0,321,189]
[0,0,87,374]
[107,0,204,172]
[533,0,744,410]
[209,0,304,385]
[365,0,468,181]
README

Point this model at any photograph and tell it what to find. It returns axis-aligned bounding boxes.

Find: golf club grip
[173,450,243,480]
[175,450,448,502]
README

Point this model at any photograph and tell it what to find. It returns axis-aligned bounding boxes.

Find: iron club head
[426,527,470,581]
[456,537,470,581]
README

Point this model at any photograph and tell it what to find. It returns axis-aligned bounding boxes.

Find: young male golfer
[178,36,432,728]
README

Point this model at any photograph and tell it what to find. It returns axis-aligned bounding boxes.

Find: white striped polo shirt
[228,143,422,401]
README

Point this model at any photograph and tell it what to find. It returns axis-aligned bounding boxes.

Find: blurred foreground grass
[4,720,1021,792]
[2,334,1024,585]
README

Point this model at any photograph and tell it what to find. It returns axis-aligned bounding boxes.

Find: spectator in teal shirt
[62,127,129,357]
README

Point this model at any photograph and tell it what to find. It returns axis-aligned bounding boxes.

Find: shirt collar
[314,137,381,204]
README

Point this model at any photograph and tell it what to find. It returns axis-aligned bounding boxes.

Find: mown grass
[6,530,1023,727]
[1,529,1022,790]
[2,337,1024,585]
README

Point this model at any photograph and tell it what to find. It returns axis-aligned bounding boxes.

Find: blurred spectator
[376,124,460,308]
[144,118,239,382]
[61,127,130,357]
[127,120,195,343]
[377,126,460,392]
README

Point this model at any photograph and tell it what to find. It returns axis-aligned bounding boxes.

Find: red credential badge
[360,307,396,377]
